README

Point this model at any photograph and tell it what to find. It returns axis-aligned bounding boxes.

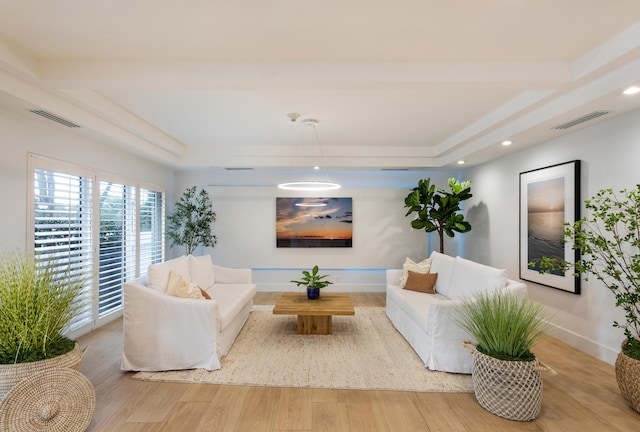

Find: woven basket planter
[0,344,86,400]
[463,341,552,421]
[615,341,640,414]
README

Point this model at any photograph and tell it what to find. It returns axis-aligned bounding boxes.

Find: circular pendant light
[278,181,341,191]
[277,118,341,191]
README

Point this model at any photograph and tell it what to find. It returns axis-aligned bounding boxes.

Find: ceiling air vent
[552,111,610,130]
[224,167,254,171]
[27,109,80,128]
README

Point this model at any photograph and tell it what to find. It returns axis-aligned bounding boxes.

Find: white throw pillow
[428,251,456,297]
[446,256,507,299]
[166,271,204,300]
[188,254,215,290]
[399,257,432,287]
[147,255,190,292]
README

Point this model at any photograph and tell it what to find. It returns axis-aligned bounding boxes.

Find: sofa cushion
[147,256,190,292]
[400,257,432,287]
[428,252,456,297]
[166,271,204,299]
[446,256,507,299]
[387,284,449,333]
[404,271,438,294]
[209,284,257,330]
[188,254,216,290]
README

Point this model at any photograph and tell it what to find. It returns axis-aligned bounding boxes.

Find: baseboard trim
[548,322,620,365]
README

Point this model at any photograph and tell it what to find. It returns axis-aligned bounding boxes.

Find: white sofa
[386,251,527,374]
[121,254,256,372]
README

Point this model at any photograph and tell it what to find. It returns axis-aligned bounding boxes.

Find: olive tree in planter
[404,178,473,254]
[167,186,217,255]
[534,185,640,412]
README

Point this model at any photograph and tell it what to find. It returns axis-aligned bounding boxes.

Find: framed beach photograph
[519,160,580,294]
[276,197,353,248]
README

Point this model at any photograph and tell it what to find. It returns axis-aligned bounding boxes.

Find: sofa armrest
[122,280,220,371]
[212,264,252,284]
[386,269,402,286]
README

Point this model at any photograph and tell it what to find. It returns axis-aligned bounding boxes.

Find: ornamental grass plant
[454,290,551,362]
[0,252,86,364]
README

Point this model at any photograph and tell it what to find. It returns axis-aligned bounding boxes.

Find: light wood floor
[77,293,640,431]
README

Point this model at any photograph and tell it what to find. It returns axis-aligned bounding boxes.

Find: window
[99,181,136,318]
[139,188,165,272]
[28,154,165,336]
[31,164,95,332]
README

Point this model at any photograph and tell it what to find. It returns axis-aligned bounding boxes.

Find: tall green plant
[534,185,640,359]
[167,186,217,255]
[453,290,551,361]
[404,178,473,254]
[0,252,86,364]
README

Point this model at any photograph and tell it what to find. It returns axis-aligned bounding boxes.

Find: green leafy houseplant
[533,185,640,360]
[290,265,333,290]
[404,178,473,254]
[167,186,217,255]
[454,290,551,362]
[0,252,86,364]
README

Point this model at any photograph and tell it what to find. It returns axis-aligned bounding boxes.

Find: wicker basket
[0,344,87,400]
[615,341,640,414]
[0,367,95,432]
[463,341,553,421]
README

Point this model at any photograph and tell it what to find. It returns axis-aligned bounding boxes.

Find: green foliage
[454,291,551,362]
[0,252,86,364]
[532,185,640,359]
[167,186,217,255]
[404,178,473,254]
[290,265,333,289]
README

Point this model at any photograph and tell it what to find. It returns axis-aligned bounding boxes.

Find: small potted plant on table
[291,265,333,299]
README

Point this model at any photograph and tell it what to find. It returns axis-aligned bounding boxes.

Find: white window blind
[99,181,137,318]
[32,167,94,332]
[139,188,165,273]
[29,154,166,337]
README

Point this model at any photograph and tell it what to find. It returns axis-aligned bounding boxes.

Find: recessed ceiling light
[502,140,512,146]
[457,160,465,165]
[623,86,640,95]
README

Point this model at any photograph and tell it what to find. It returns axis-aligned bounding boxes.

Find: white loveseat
[386,251,527,374]
[121,254,256,372]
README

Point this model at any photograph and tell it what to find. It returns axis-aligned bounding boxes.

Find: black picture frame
[519,160,581,294]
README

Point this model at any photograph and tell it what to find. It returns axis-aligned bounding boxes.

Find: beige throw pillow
[399,257,432,287]
[166,271,204,300]
[403,271,438,294]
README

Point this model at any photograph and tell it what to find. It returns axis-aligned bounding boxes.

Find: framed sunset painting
[276,197,353,248]
[519,160,580,294]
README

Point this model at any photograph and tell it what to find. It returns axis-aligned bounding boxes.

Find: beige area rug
[132,306,473,393]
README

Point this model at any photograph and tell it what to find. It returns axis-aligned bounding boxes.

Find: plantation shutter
[138,187,165,274]
[98,181,137,318]
[32,166,94,332]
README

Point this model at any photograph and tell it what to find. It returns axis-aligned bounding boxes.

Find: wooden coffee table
[272,292,355,335]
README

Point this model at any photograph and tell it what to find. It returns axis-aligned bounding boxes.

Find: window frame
[27,153,166,338]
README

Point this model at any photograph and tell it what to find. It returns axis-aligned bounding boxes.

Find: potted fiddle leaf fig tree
[404,177,473,254]
[0,251,88,399]
[290,265,333,300]
[167,186,217,255]
[532,185,640,412]
[455,290,553,421]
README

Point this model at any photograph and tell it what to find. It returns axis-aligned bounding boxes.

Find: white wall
[171,170,460,292]
[464,109,640,364]
[0,105,172,251]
